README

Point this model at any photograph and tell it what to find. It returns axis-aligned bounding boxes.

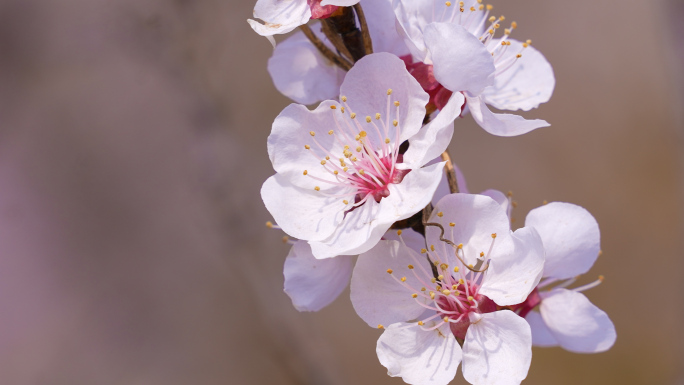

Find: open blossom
[248,0,359,39]
[394,0,555,136]
[267,0,408,105]
[350,193,545,385]
[262,53,451,259]
[512,202,616,353]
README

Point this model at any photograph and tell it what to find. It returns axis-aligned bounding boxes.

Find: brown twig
[320,21,354,63]
[422,220,490,273]
[440,149,459,193]
[353,3,373,55]
[299,25,352,71]
[324,7,365,61]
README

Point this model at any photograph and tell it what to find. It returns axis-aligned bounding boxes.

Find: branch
[299,24,352,71]
[353,3,373,55]
[440,149,459,193]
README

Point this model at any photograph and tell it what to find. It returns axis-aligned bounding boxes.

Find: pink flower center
[304,91,411,209]
[436,282,496,340]
[307,0,340,19]
[401,55,454,113]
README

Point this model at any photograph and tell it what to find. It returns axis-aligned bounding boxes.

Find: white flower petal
[267,100,349,190]
[248,0,311,37]
[384,227,427,255]
[377,322,462,385]
[321,0,359,6]
[466,94,549,137]
[284,241,353,311]
[427,193,511,268]
[351,240,433,327]
[480,189,510,217]
[268,29,345,104]
[309,198,388,259]
[340,53,428,144]
[261,174,347,242]
[362,0,410,57]
[525,311,559,347]
[540,289,616,353]
[384,161,447,219]
[482,39,555,111]
[525,202,600,280]
[393,0,435,61]
[403,92,464,168]
[424,23,495,95]
[479,227,545,306]
[462,310,532,385]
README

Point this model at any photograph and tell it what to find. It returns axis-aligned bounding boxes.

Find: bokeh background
[0,0,682,384]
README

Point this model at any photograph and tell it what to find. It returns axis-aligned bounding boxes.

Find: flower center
[307,0,340,19]
[304,90,411,209]
[380,230,499,340]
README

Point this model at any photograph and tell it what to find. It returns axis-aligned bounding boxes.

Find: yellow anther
[459,278,464,284]
[502,40,508,45]
[442,290,451,295]
[341,96,347,102]
[387,269,393,274]
[522,42,528,48]
[303,170,308,175]
[330,105,337,110]
[375,113,381,120]
[433,261,439,266]
[282,236,289,243]
[266,221,274,228]
[320,160,327,165]
[437,275,444,280]
[394,101,400,107]
[333,170,338,175]
[325,156,330,160]
[480,252,485,257]
[468,296,474,301]
[598,250,603,256]
[412,293,418,298]
[543,200,548,205]
[506,41,511,45]
[500,15,505,20]
[304,144,311,150]
[385,138,390,144]
[431,277,437,283]
[365,116,372,123]
[359,169,365,175]
[599,275,605,281]
[401,277,407,282]
[491,233,497,239]
[328,130,334,135]
[408,264,414,269]
[343,167,349,172]
[355,135,361,141]
[526,39,532,45]
[341,107,345,113]
[457,243,463,249]
[420,248,427,254]
[350,113,357,119]
[468,264,474,268]
[397,230,403,236]
[343,145,349,149]
[445,1,452,6]
[430,292,436,299]
[452,284,459,290]
[421,287,426,291]
[516,54,522,58]
[437,212,444,217]
[449,222,455,227]
[387,88,393,95]
[393,120,398,127]
[378,324,384,329]
[359,131,367,137]
[443,316,449,322]
[314,186,320,191]
[488,29,494,34]
[506,191,513,197]
[486,4,493,10]
[489,16,496,22]
[343,200,349,205]
[511,21,518,29]
[418,321,424,326]
[504,28,511,35]
[430,245,435,251]
[356,146,362,152]
[470,6,476,11]
[459,1,464,6]
[454,266,460,272]
[310,131,316,136]
[479,4,484,10]
[440,263,448,271]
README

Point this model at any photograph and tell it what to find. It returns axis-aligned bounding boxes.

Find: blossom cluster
[250,0,615,383]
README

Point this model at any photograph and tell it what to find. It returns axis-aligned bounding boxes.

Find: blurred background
[0,0,681,384]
